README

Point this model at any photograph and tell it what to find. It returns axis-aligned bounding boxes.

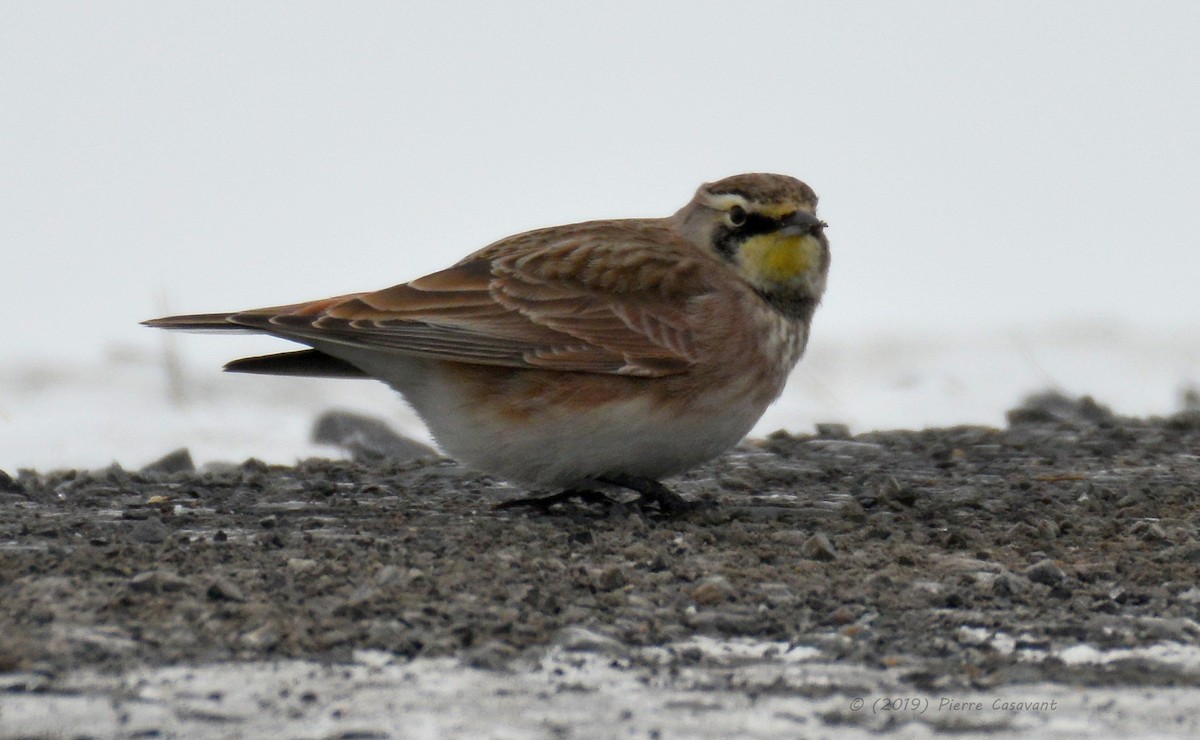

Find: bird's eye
[728,205,747,227]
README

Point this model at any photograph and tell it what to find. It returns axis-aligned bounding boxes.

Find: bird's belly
[430,391,765,487]
[359,358,769,488]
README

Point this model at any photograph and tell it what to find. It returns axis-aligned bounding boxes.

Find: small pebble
[770,530,809,546]
[207,578,246,602]
[804,440,884,455]
[287,558,320,576]
[128,569,190,594]
[1036,519,1060,541]
[1024,558,1067,586]
[691,576,734,605]
[801,533,837,561]
[830,605,856,625]
[593,566,626,592]
[815,423,851,439]
[556,627,628,655]
[128,517,169,544]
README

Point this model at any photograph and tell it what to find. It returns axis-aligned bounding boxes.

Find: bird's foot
[494,488,615,513]
[596,475,696,516]
[495,477,696,517]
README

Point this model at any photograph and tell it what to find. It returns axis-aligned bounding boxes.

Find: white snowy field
[7,638,1200,738]
[2,322,1196,473]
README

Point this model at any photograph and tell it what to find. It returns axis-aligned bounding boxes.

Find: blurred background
[2,1,1198,470]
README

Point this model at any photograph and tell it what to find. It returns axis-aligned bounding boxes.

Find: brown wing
[149,220,721,378]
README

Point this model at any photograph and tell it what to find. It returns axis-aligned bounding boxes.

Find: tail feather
[145,311,369,378]
[224,349,369,378]
[142,312,249,333]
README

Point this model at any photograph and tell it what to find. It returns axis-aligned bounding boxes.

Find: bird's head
[675,173,830,320]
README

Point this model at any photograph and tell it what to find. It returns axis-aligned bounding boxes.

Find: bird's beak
[780,211,828,237]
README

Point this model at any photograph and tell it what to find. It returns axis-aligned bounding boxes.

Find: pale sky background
[3,1,1197,361]
[2,2,1199,469]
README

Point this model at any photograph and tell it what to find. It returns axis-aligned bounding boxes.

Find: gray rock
[815,422,851,439]
[1181,386,1200,412]
[804,440,884,455]
[1165,410,1200,431]
[1135,616,1200,642]
[0,468,22,492]
[556,626,628,655]
[279,553,313,570]
[206,578,246,602]
[240,623,281,651]
[1024,558,1067,586]
[129,569,191,594]
[1007,391,1115,426]
[312,410,438,462]
[461,640,518,670]
[802,533,837,561]
[691,575,735,605]
[879,476,918,507]
[128,517,169,544]
[592,566,627,592]
[770,530,809,546]
[139,448,195,475]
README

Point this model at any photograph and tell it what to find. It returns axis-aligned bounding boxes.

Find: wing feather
[221,220,720,377]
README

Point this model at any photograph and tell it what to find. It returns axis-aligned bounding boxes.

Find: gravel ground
[2,392,1200,737]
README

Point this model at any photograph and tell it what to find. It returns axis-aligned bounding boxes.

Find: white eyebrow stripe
[700,193,751,211]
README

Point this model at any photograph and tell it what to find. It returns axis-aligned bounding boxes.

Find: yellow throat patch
[739,233,823,286]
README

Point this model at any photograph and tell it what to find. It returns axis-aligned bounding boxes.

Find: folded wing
[146,222,719,378]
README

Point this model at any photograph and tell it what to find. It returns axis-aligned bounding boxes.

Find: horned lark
[146,173,830,513]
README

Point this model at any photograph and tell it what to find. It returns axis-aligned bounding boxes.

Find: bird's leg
[494,488,615,513]
[596,474,693,515]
